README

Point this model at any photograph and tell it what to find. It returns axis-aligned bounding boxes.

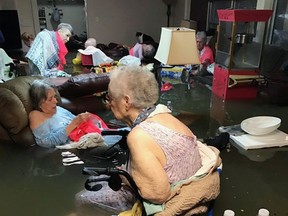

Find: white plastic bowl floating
[240,116,281,136]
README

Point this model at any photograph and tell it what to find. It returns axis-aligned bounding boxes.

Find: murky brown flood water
[1,75,288,216]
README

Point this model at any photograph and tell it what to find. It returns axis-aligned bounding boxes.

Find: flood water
[1,81,288,216]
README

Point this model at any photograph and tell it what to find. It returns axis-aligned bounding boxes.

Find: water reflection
[32,147,65,177]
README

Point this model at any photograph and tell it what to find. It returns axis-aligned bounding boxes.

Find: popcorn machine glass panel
[212,10,273,100]
[215,10,273,71]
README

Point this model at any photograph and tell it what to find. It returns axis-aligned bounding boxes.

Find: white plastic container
[223,209,235,216]
[257,208,269,216]
[240,116,281,135]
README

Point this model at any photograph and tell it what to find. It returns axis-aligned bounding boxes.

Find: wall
[256,0,274,43]
[0,0,187,51]
[85,0,186,46]
[173,0,189,26]
[0,0,37,52]
[37,0,86,36]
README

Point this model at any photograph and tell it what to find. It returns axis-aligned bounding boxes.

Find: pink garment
[129,43,143,59]
[55,31,68,70]
[138,121,202,184]
[199,45,214,65]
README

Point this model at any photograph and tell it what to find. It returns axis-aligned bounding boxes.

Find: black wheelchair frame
[82,129,147,216]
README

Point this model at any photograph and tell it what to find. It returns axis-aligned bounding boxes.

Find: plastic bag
[69,114,108,142]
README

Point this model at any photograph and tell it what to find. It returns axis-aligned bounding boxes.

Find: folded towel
[56,133,106,149]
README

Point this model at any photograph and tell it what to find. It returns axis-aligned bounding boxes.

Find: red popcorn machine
[212,9,273,100]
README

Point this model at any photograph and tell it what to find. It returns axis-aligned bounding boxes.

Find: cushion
[0,76,42,134]
[57,73,110,98]
[0,88,28,134]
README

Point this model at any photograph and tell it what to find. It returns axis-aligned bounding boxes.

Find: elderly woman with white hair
[72,37,98,65]
[84,38,97,48]
[187,31,215,87]
[26,23,73,76]
[196,31,214,68]
[75,65,222,216]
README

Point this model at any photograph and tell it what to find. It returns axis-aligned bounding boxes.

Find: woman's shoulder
[29,109,42,118]
[128,127,147,142]
[127,125,156,150]
[29,110,47,129]
[140,115,194,138]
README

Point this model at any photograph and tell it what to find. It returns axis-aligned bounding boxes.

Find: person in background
[0,48,14,81]
[75,65,221,215]
[0,48,28,81]
[21,32,34,48]
[187,31,215,87]
[0,31,30,80]
[0,30,5,46]
[29,79,92,148]
[129,41,158,62]
[84,38,97,48]
[72,37,97,65]
[196,31,214,73]
[26,23,73,76]
[129,32,158,64]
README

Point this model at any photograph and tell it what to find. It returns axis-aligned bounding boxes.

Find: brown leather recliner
[0,73,109,147]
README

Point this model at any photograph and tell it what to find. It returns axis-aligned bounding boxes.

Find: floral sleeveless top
[137,121,202,184]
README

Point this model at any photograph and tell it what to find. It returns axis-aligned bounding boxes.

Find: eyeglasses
[104,92,115,105]
[104,91,122,105]
[105,93,111,103]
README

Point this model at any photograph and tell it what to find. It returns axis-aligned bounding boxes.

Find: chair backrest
[0,76,43,146]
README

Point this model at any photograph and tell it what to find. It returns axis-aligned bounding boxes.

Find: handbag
[69,114,108,142]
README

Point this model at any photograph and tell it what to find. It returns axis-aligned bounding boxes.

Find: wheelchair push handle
[82,167,119,176]
[101,129,130,136]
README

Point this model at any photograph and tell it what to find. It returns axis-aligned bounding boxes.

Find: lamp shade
[154,27,200,65]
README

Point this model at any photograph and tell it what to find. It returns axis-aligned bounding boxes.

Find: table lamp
[154,27,200,65]
[154,27,200,89]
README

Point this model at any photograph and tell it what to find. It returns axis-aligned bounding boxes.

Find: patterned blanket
[26,29,59,76]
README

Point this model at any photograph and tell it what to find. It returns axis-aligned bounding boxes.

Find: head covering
[78,46,113,66]
[118,55,141,66]
[78,46,98,55]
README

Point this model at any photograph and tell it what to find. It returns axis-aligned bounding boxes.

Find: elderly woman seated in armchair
[28,79,94,148]
[0,72,109,147]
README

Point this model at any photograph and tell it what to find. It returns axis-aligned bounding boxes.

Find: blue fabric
[32,106,75,148]
[0,30,5,44]
[103,126,131,146]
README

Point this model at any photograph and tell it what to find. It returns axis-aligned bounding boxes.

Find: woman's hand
[74,112,91,125]
[66,112,91,135]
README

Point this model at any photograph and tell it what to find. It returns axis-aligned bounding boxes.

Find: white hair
[196,31,207,43]
[85,38,97,48]
[109,65,159,109]
[57,23,73,34]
